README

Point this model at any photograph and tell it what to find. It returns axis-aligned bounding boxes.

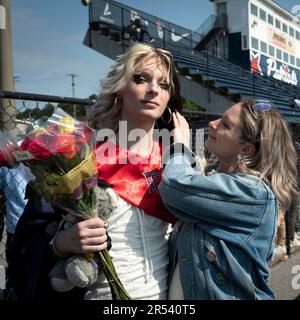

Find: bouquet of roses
[0,107,130,299]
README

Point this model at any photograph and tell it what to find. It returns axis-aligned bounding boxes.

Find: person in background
[0,164,33,248]
[125,19,137,41]
[159,99,298,299]
[0,164,33,299]
[134,18,153,42]
[134,18,143,41]
[140,20,154,42]
[6,43,182,300]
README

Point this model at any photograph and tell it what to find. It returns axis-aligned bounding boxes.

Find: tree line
[17,94,98,121]
[17,96,203,121]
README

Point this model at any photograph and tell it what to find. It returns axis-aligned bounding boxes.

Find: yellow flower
[59,117,75,134]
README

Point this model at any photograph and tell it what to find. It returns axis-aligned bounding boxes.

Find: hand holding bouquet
[0,108,130,299]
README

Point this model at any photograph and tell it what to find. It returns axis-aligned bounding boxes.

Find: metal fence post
[0,0,15,130]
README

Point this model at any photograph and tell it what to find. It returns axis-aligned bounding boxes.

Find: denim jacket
[159,144,278,300]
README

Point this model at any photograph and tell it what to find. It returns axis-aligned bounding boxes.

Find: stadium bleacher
[83,0,300,124]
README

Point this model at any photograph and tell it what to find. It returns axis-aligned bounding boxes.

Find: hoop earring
[113,96,120,114]
[161,107,172,124]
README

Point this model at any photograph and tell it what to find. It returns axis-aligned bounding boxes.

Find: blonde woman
[84,43,181,299]
[7,43,182,300]
[160,99,298,299]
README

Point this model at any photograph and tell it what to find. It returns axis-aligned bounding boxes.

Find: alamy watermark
[292,265,300,290]
[0,5,6,30]
[95,121,206,165]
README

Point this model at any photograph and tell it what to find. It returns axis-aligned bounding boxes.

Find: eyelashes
[132,74,170,91]
[132,74,145,84]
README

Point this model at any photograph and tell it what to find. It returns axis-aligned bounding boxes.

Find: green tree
[89,94,97,101]
[43,103,55,117]
[17,103,56,120]
[16,94,97,121]
[57,103,87,118]
[17,108,31,120]
[182,98,206,112]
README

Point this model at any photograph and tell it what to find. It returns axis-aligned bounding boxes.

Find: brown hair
[232,99,298,211]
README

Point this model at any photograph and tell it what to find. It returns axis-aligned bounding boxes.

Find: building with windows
[85,0,300,123]
[208,0,300,86]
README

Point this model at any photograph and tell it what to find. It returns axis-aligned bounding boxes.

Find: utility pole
[13,75,19,89]
[0,0,15,130]
[67,73,78,118]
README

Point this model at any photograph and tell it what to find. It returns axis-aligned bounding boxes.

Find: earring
[113,96,120,114]
[161,107,172,124]
[237,154,242,160]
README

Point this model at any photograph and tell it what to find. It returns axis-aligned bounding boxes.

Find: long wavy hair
[231,99,298,211]
[88,43,182,133]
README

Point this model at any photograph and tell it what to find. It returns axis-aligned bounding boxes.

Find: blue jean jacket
[159,144,278,300]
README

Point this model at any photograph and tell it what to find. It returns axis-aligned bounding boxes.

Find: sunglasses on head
[253,99,273,111]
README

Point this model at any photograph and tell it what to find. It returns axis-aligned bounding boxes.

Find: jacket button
[215,273,226,285]
[206,250,217,262]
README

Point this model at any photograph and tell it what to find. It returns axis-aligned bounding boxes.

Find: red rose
[28,140,52,160]
[19,137,52,160]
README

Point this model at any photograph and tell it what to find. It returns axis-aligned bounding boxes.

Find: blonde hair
[232,99,298,211]
[88,43,182,132]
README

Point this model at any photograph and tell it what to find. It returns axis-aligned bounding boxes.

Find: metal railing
[88,0,228,59]
[0,90,214,299]
[0,91,96,299]
[0,90,300,299]
[195,13,228,42]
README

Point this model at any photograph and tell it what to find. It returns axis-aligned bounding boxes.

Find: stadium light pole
[0,0,15,130]
[67,73,78,118]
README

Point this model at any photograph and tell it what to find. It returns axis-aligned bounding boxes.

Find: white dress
[84,195,172,300]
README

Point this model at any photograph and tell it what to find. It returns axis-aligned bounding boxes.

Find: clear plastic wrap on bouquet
[0,107,130,299]
[1,108,97,220]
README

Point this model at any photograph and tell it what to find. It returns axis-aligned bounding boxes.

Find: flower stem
[53,156,66,174]
[97,250,131,300]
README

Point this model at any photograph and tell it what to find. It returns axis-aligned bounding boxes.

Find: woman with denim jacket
[159,99,298,300]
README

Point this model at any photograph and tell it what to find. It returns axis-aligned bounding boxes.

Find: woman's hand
[172,111,190,148]
[55,218,108,255]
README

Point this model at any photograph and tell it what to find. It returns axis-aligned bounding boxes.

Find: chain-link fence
[2,90,300,299]
[0,91,95,299]
[0,90,215,299]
